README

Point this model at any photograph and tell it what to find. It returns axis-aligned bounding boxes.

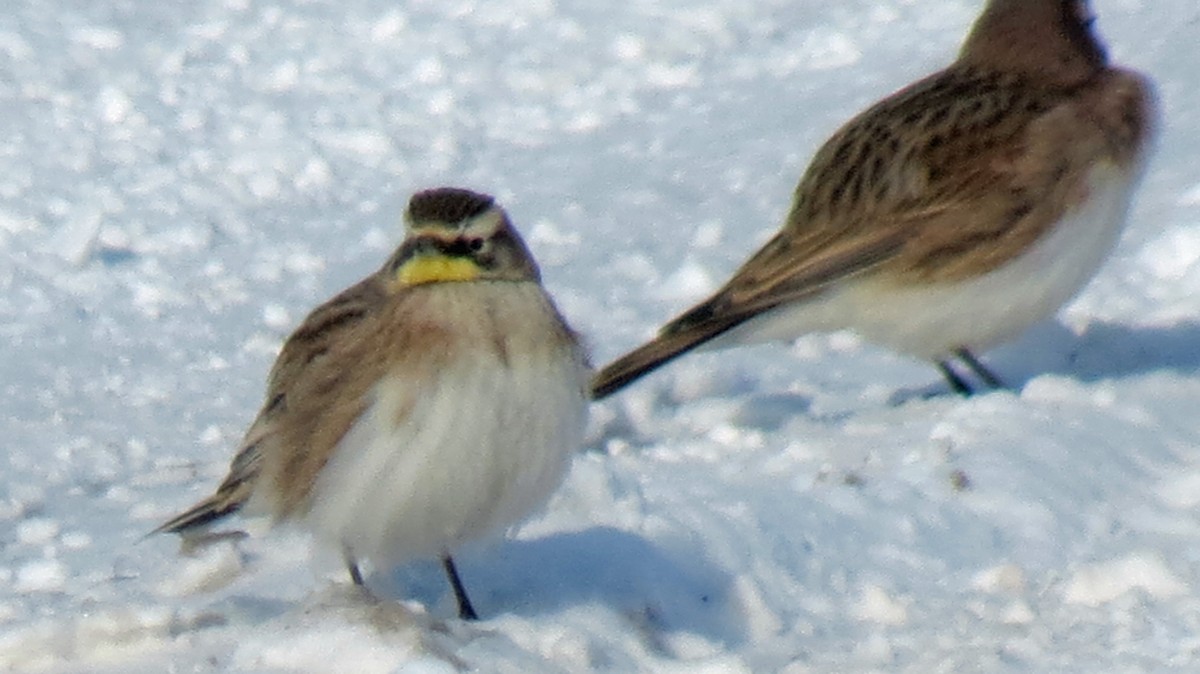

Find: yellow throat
[394,254,482,287]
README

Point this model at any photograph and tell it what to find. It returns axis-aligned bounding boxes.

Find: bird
[153,187,591,620]
[591,0,1156,399]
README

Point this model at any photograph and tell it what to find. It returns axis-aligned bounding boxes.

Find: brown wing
[708,66,1154,316]
[152,275,390,534]
[591,69,1032,399]
[677,68,1055,328]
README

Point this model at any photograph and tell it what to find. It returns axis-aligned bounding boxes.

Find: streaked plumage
[592,0,1156,398]
[155,188,590,620]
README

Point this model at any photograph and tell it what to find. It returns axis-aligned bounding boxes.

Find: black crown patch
[408,188,495,224]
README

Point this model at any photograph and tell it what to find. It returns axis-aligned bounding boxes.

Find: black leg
[956,348,1004,390]
[441,554,479,620]
[346,552,365,586]
[936,359,974,396]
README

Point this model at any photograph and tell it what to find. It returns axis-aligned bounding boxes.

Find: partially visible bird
[154,187,591,620]
[592,0,1156,399]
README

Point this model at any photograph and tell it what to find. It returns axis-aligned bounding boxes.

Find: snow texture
[2,0,1199,672]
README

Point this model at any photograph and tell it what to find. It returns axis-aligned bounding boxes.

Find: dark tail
[590,304,745,399]
[150,496,244,536]
[149,440,261,536]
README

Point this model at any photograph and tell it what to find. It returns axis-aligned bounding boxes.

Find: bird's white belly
[717,163,1138,360]
[303,352,588,569]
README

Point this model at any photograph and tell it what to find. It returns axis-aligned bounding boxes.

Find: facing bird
[592,0,1156,399]
[154,187,591,620]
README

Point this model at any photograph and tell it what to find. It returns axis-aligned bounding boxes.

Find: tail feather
[150,440,262,536]
[590,309,743,399]
[150,495,245,536]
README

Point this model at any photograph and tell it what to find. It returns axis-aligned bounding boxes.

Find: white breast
[302,285,589,570]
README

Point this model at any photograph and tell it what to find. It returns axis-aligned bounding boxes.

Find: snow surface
[3,0,1199,671]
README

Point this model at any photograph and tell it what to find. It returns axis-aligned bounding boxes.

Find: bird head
[958,0,1108,87]
[386,187,541,290]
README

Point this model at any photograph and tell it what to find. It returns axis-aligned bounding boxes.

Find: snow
[2,0,1199,671]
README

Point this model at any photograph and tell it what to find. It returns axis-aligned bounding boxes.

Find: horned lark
[154,188,590,620]
[592,0,1156,398]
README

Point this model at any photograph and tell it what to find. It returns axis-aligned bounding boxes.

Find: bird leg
[955,348,1004,390]
[936,349,1006,395]
[441,554,479,620]
[345,550,365,586]
[936,359,974,396]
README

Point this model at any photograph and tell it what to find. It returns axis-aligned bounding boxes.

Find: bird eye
[467,238,486,252]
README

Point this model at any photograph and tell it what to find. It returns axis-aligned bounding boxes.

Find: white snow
[3,0,1199,672]
[1063,553,1188,607]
